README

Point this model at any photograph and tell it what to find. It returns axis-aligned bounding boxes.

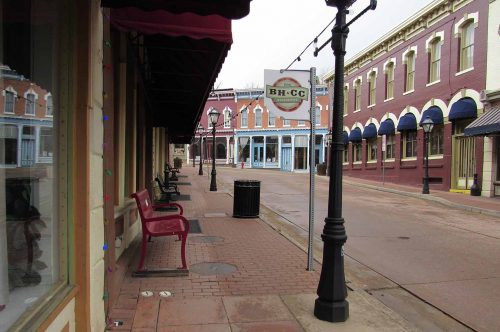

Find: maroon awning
[101,0,251,19]
[110,8,232,43]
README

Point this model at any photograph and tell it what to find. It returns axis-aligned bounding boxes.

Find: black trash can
[233,180,260,218]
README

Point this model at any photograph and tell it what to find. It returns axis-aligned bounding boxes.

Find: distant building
[325,0,489,192]
[233,86,330,172]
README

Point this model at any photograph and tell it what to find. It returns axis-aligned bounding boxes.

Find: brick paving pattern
[109,167,320,331]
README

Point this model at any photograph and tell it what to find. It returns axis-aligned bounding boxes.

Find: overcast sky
[215,0,435,89]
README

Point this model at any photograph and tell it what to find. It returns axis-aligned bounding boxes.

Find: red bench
[131,189,189,272]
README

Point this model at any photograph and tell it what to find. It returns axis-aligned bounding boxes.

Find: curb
[341,179,500,219]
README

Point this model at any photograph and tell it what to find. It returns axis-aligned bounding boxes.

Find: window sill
[401,157,417,161]
[384,97,394,102]
[353,161,362,165]
[456,67,474,76]
[403,89,414,95]
[426,80,440,87]
[383,158,395,163]
[368,103,376,108]
[429,154,444,160]
[343,113,348,117]
[366,160,377,164]
[353,109,361,113]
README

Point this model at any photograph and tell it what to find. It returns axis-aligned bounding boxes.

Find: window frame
[368,71,376,106]
[354,79,361,111]
[459,20,474,72]
[352,142,362,163]
[241,109,248,128]
[405,51,415,92]
[255,108,262,127]
[366,137,378,162]
[25,92,36,116]
[385,62,395,100]
[402,130,418,159]
[4,89,16,114]
[429,38,441,83]
[223,109,231,128]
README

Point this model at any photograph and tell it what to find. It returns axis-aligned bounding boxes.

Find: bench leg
[180,231,188,269]
[138,233,148,271]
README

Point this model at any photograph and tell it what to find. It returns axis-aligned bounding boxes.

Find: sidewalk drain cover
[189,236,224,244]
[204,212,227,218]
[190,262,237,276]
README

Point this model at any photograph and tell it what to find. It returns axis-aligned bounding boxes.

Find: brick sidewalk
[108,167,320,331]
[341,175,500,216]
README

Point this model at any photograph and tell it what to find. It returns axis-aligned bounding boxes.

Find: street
[216,167,500,332]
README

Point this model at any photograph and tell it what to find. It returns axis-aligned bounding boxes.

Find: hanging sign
[264,69,310,120]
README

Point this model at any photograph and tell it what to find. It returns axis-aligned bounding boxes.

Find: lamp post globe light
[315,0,377,323]
[421,116,434,194]
[197,124,204,176]
[208,107,220,191]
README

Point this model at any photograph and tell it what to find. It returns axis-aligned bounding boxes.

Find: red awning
[102,0,251,19]
[110,8,232,44]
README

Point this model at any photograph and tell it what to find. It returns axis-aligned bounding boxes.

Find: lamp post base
[314,298,349,322]
[210,169,217,191]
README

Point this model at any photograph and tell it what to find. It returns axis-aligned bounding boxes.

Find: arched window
[216,143,226,159]
[4,90,15,114]
[460,21,474,71]
[343,85,349,115]
[368,71,376,106]
[268,111,276,127]
[46,95,53,116]
[385,62,395,100]
[25,92,36,115]
[354,79,361,111]
[429,38,441,83]
[255,108,262,127]
[241,109,248,127]
[224,109,231,128]
[405,51,416,92]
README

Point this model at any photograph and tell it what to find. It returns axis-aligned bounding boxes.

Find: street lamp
[325,131,332,176]
[314,0,377,323]
[208,107,220,191]
[197,124,204,176]
[192,136,196,167]
[421,116,434,194]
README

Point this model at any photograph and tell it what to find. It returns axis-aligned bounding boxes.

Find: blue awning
[464,107,500,136]
[420,106,443,125]
[362,123,377,139]
[397,113,417,131]
[378,119,395,135]
[343,131,349,145]
[348,127,362,142]
[449,98,477,121]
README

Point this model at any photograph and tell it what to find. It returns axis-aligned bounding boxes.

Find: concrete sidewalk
[108,166,419,331]
[340,175,500,218]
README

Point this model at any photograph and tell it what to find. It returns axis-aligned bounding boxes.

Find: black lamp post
[421,116,434,194]
[208,108,220,191]
[314,0,377,323]
[192,137,196,167]
[198,124,204,176]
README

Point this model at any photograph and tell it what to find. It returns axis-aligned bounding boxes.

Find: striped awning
[464,107,500,136]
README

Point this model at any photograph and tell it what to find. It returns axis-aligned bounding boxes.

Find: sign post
[265,68,316,271]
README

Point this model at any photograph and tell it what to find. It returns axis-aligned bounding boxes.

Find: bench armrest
[152,202,183,215]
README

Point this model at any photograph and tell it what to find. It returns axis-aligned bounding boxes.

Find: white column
[249,136,253,168]
[226,136,230,164]
[278,134,282,169]
[291,134,295,172]
[35,126,41,164]
[482,136,495,197]
[263,136,267,168]
[17,124,22,167]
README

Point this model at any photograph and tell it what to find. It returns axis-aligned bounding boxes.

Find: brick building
[325,0,489,192]
[233,86,331,172]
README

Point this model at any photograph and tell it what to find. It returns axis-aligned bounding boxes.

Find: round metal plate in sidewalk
[189,236,224,244]
[190,262,237,276]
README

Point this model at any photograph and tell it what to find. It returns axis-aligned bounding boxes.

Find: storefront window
[294,135,308,170]
[384,134,395,160]
[352,142,362,162]
[238,137,250,162]
[367,138,377,161]
[402,131,417,158]
[429,124,443,156]
[265,136,278,164]
[1,0,68,329]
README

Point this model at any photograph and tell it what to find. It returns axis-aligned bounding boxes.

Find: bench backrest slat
[131,189,154,221]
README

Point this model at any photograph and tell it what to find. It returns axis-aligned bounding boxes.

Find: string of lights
[204,15,337,131]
